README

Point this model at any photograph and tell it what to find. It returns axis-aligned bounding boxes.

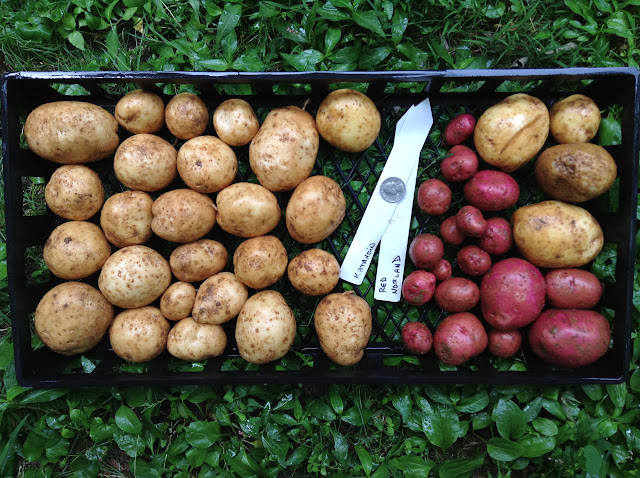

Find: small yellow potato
[165,92,209,140]
[512,200,604,268]
[34,282,114,356]
[249,106,319,191]
[235,290,296,364]
[534,143,617,202]
[43,221,111,280]
[109,306,170,362]
[24,101,119,164]
[287,249,340,296]
[285,175,346,244]
[233,236,288,289]
[45,164,104,220]
[115,89,165,134]
[160,282,197,321]
[216,182,281,238]
[98,245,172,308]
[474,93,550,172]
[169,239,228,282]
[315,89,381,152]
[167,317,227,361]
[177,136,237,193]
[114,134,177,191]
[212,98,260,146]
[100,190,154,248]
[192,272,248,324]
[550,94,601,144]
[151,189,216,243]
[314,292,372,366]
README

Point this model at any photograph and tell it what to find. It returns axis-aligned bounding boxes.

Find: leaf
[15,18,54,41]
[115,406,143,435]
[597,114,622,146]
[281,49,324,72]
[392,393,412,421]
[90,418,117,443]
[584,444,602,475]
[216,4,242,44]
[355,445,373,476]
[341,406,373,426]
[197,59,228,71]
[309,400,337,421]
[20,389,67,404]
[186,447,207,468]
[285,447,309,467]
[630,369,640,392]
[422,406,460,449]
[493,399,526,439]
[607,383,627,408]
[186,421,221,448]
[67,31,86,51]
[329,387,344,414]
[456,392,489,414]
[325,26,341,53]
[487,437,524,461]
[391,8,408,43]
[388,455,434,478]
[517,435,556,457]
[482,2,506,18]
[437,456,484,478]
[532,417,559,436]
[22,430,47,462]
[359,46,392,70]
[353,10,385,36]
[113,431,145,458]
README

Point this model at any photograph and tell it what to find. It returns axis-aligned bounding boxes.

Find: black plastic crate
[2,68,638,388]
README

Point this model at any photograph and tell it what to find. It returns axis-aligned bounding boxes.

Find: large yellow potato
[160,282,197,321]
[287,249,340,296]
[169,239,228,282]
[109,306,170,362]
[114,134,177,191]
[24,101,119,164]
[192,272,248,325]
[212,98,260,146]
[100,191,154,248]
[233,236,288,289]
[45,165,104,220]
[151,189,216,243]
[115,89,165,134]
[216,182,281,238]
[35,282,114,356]
[177,136,237,193]
[165,93,209,140]
[235,290,296,364]
[249,106,319,191]
[167,317,227,361]
[511,200,604,268]
[549,94,601,144]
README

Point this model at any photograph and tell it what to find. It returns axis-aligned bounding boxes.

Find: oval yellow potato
[115,90,165,134]
[109,306,170,362]
[114,134,177,192]
[169,239,228,282]
[212,98,260,146]
[192,272,248,325]
[160,282,197,321]
[24,101,119,164]
[216,182,281,238]
[165,92,209,140]
[177,136,237,193]
[167,317,227,361]
[511,200,604,268]
[287,249,340,296]
[151,189,216,243]
[45,165,104,220]
[550,94,601,144]
[100,190,154,248]
[233,236,288,289]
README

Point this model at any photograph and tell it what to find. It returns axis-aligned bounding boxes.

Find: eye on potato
[114,134,178,192]
[216,182,281,238]
[109,306,170,362]
[165,92,209,140]
[151,189,217,243]
[100,190,154,248]
[233,235,288,289]
[549,94,601,144]
[115,89,165,134]
[212,98,260,146]
[169,239,228,283]
[160,282,197,321]
[167,317,227,361]
[45,165,104,220]
[287,249,340,296]
[177,136,237,193]
[192,272,248,325]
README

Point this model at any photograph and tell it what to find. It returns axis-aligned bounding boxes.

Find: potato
[235,290,296,364]
[434,277,480,313]
[286,176,346,243]
[45,165,104,220]
[216,183,281,238]
[165,92,208,140]
[169,239,228,282]
[433,312,488,366]
[43,221,111,280]
[315,89,381,152]
[456,205,487,238]
[417,179,451,215]
[402,270,436,306]
[444,113,476,146]
[212,98,260,146]
[463,170,520,212]
[115,89,165,134]
[439,216,465,246]
[167,317,227,361]
[151,189,216,243]
[98,245,171,308]
[192,272,248,324]
[456,245,492,277]
[314,292,372,366]
[430,258,452,282]
[511,200,604,268]
[160,282,197,321]
[109,306,170,362]
[474,93,549,172]
[233,235,288,289]
[287,249,340,296]
[488,329,522,358]
[114,134,177,191]
[34,282,114,356]
[478,217,513,256]
[534,143,617,202]
[401,322,433,355]
[24,101,119,164]
[408,233,444,269]
[177,136,237,193]
[100,190,154,248]
[441,145,479,182]
[544,268,603,309]
[550,94,601,144]
[249,106,319,191]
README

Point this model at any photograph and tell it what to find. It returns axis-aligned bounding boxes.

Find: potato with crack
[45,165,104,220]
[109,306,170,362]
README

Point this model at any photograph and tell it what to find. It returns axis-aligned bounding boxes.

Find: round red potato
[478,217,513,255]
[545,268,603,309]
[444,113,476,146]
[441,145,479,182]
[463,170,520,212]
[401,322,433,355]
[457,245,492,277]
[402,270,436,306]
[434,277,480,313]
[408,233,444,269]
[430,258,452,282]
[488,329,522,358]
[417,179,452,215]
[456,205,487,237]
[434,312,488,366]
[440,216,466,246]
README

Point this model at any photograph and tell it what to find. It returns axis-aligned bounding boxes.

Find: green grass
[1,1,640,477]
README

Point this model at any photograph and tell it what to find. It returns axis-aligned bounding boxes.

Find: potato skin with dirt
[167,317,227,361]
[287,249,340,296]
[169,239,228,283]
[192,272,248,325]
[115,90,165,134]
[434,277,480,313]
[550,94,601,144]
[212,98,260,146]
[433,312,488,366]
[151,189,217,243]
[456,245,492,277]
[456,205,487,238]
[544,268,603,309]
[444,113,476,146]
[402,270,436,306]
[216,182,281,238]
[165,93,208,140]
[100,191,154,248]
[233,236,288,289]
[478,217,513,256]
[408,233,444,269]
[417,179,452,215]
[401,322,433,355]
[109,306,170,362]
[177,136,237,193]
[441,145,479,182]
[45,165,104,220]
[114,134,178,192]
[35,282,114,356]
[463,170,520,212]
[160,282,197,321]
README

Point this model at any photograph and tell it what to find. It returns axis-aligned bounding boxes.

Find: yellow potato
[177,136,237,193]
[24,101,119,164]
[550,94,601,144]
[287,249,340,296]
[192,272,248,325]
[216,182,281,238]
[109,306,170,362]
[165,92,208,140]
[114,134,177,192]
[45,165,104,220]
[169,239,228,282]
[233,236,288,289]
[235,290,296,364]
[100,190,154,248]
[511,200,604,268]
[167,317,227,361]
[151,189,216,243]
[115,89,165,134]
[35,282,114,356]
[212,98,260,146]
[160,282,197,321]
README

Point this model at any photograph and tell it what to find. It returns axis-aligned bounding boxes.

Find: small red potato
[463,170,520,212]
[529,309,611,368]
[441,145,479,182]
[434,312,488,366]
[444,113,476,146]
[434,277,480,313]
[544,268,603,309]
[401,322,433,355]
[430,258,452,282]
[478,217,513,255]
[402,270,436,306]
[408,233,444,269]
[488,329,522,358]
[417,179,452,215]
[440,216,466,246]
[457,245,492,277]
[456,205,487,237]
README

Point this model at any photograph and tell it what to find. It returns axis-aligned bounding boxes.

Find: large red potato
[463,170,520,212]
[544,268,603,309]
[434,312,488,366]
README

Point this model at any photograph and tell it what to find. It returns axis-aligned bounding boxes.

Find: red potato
[402,270,437,306]
[434,312,488,366]
[545,268,603,309]
[441,145,479,182]
[417,179,452,215]
[529,309,611,368]
[463,170,520,212]
[478,217,513,255]
[456,205,487,237]
[440,216,466,246]
[408,233,444,269]
[430,258,452,282]
[434,277,480,313]
[488,329,522,358]
[444,113,476,145]
[457,245,492,277]
[480,258,546,331]
[401,322,433,355]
